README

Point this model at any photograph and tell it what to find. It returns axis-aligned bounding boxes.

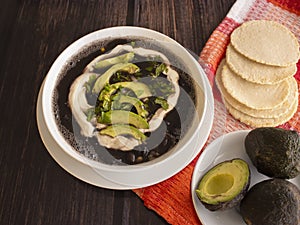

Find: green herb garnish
[154,63,167,77]
[155,97,169,110]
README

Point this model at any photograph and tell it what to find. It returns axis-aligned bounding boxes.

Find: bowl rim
[41,26,210,174]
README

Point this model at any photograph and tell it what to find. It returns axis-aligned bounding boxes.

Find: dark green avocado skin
[240,179,300,225]
[201,181,250,211]
[245,127,300,179]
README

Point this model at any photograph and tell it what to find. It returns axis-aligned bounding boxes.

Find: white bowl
[38,26,214,189]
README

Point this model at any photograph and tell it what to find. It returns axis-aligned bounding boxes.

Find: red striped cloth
[133,0,300,224]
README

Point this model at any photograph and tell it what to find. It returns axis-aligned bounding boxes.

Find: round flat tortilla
[223,98,298,127]
[221,63,289,110]
[226,44,297,84]
[215,60,298,118]
[230,20,300,66]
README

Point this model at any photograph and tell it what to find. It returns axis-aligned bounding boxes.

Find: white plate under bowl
[37,82,132,189]
[191,130,300,225]
[38,26,214,189]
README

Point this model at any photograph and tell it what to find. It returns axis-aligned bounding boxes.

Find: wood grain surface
[0,0,235,224]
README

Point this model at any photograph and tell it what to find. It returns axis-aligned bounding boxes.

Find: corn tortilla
[215,60,298,118]
[223,98,298,127]
[230,20,300,66]
[221,63,289,110]
[226,44,297,84]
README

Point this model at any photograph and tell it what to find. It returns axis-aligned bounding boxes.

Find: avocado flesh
[98,110,149,129]
[196,158,250,211]
[92,63,140,94]
[98,81,152,102]
[112,81,152,99]
[245,127,300,179]
[97,81,152,113]
[94,52,134,69]
[99,124,147,141]
[240,179,300,225]
[113,95,149,118]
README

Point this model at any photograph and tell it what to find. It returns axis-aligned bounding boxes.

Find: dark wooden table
[0,0,235,224]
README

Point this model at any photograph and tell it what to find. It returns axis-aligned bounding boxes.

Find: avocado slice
[98,82,152,103]
[112,95,149,118]
[112,81,152,99]
[245,127,300,179]
[196,158,250,211]
[99,124,147,141]
[98,110,149,129]
[97,81,152,113]
[92,63,140,94]
[240,179,300,225]
[94,52,134,69]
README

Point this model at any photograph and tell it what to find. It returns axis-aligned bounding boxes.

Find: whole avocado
[240,179,300,225]
[245,127,300,179]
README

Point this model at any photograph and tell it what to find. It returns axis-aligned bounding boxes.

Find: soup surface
[53,38,197,165]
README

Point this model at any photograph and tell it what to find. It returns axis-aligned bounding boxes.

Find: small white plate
[191,130,300,225]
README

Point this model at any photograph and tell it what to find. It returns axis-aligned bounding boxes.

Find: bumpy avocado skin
[245,127,300,179]
[240,179,300,225]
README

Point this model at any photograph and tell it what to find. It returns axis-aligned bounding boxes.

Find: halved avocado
[240,179,300,225]
[98,110,149,129]
[196,158,250,211]
[99,124,147,141]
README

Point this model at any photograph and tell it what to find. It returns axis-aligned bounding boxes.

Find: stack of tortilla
[216,20,299,127]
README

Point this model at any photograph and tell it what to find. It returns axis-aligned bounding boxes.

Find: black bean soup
[52,38,197,165]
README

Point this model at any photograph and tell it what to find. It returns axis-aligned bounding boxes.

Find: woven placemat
[133,0,300,224]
